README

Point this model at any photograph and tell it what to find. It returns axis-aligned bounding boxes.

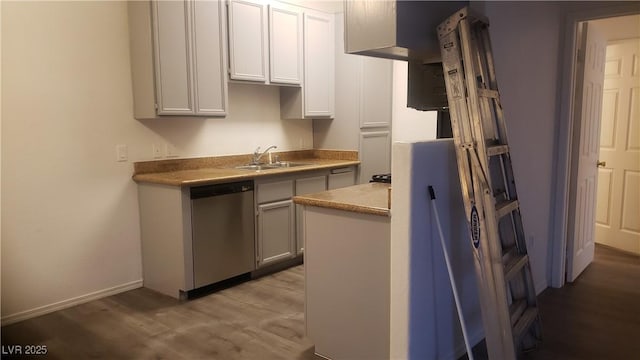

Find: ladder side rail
[474,10,541,324]
[458,17,518,359]
[439,23,514,360]
[470,153,518,359]
[473,15,536,304]
[461,17,526,359]
[439,31,477,214]
[439,7,542,358]
[466,152,514,360]
[473,25,501,141]
[477,22,505,144]
[479,22,499,91]
[480,24,541,345]
[458,19,495,193]
[474,20,532,260]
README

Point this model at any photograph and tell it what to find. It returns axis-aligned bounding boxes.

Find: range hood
[344,0,468,63]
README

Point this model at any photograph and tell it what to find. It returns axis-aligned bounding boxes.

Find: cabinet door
[258,200,295,267]
[360,57,393,128]
[295,175,327,254]
[304,10,335,118]
[328,168,356,190]
[151,1,194,115]
[191,0,228,115]
[269,3,303,85]
[228,0,268,82]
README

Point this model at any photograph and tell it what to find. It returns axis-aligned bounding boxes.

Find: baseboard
[1,279,143,326]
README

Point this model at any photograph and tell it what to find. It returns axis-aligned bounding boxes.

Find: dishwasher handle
[190,180,254,199]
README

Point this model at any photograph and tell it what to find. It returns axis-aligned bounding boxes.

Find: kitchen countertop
[293,182,391,217]
[132,150,359,186]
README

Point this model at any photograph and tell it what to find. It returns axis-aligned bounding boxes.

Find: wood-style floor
[3,244,639,359]
[466,244,640,360]
[1,266,318,359]
[525,244,640,360]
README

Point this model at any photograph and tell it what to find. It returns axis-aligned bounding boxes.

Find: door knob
[597,161,606,168]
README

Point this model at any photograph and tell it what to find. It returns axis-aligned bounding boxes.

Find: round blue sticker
[470,206,480,248]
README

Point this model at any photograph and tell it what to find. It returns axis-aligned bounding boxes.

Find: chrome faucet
[252,145,277,164]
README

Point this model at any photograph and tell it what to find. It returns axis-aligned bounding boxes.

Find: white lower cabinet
[257,200,296,266]
[328,167,357,190]
[256,178,295,268]
[295,175,328,254]
[255,168,355,267]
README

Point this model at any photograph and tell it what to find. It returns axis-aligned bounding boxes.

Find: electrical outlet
[116,144,128,162]
[165,143,178,158]
[152,144,163,159]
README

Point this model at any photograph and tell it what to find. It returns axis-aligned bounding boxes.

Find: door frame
[550,3,640,288]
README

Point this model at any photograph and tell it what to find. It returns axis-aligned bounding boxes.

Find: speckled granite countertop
[132,150,359,186]
[293,182,391,217]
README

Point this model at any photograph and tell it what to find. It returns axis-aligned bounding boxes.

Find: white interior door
[596,38,640,255]
[567,23,607,282]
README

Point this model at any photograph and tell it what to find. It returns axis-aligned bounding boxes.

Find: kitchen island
[293,182,391,360]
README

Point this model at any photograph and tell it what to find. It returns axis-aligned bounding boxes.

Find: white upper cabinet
[269,2,303,85]
[228,0,302,85]
[303,10,335,117]
[228,0,268,82]
[128,0,228,118]
[360,57,393,128]
[280,9,335,119]
[152,1,193,115]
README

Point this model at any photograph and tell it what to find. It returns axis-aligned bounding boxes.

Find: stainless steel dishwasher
[190,180,255,288]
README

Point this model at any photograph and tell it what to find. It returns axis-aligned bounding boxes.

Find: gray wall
[478,1,637,290]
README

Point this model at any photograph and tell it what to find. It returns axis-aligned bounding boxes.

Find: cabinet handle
[330,167,353,174]
[597,161,606,168]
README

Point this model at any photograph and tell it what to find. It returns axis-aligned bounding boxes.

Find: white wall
[137,84,313,159]
[1,1,312,323]
[391,61,437,143]
[391,140,482,360]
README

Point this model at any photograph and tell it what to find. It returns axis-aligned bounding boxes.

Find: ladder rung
[505,254,529,281]
[509,299,527,327]
[478,88,499,98]
[487,144,509,156]
[502,246,518,262]
[513,307,539,342]
[496,199,519,219]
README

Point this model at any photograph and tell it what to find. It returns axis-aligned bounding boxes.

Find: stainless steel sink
[234,162,311,171]
[273,161,311,168]
[234,164,279,171]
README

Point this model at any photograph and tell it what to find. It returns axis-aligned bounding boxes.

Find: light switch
[116,144,128,162]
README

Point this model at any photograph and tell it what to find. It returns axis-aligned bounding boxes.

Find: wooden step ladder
[437,7,542,359]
